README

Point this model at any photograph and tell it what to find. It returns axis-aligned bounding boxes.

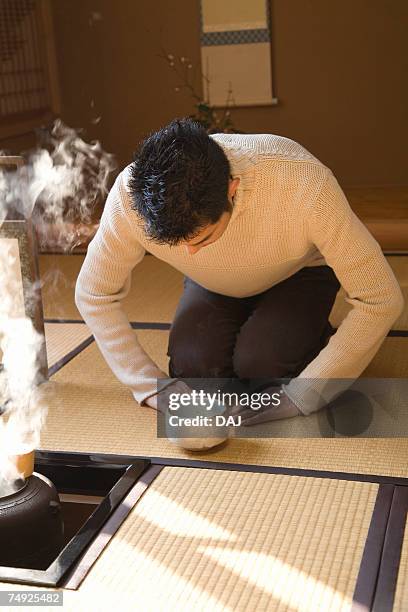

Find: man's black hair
[128,117,231,245]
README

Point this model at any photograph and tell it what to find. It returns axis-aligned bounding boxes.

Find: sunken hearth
[0,451,150,588]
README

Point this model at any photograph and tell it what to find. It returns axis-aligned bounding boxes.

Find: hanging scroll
[200,0,276,107]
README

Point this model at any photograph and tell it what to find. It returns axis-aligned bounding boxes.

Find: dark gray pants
[167,265,341,385]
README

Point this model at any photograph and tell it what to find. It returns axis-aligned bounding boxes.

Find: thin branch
[157,44,202,102]
[157,42,238,133]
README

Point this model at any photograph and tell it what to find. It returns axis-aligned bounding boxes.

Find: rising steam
[0,120,116,494]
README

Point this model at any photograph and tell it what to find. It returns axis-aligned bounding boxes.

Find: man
[75,118,404,426]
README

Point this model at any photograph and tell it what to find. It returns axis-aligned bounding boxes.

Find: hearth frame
[0,453,149,587]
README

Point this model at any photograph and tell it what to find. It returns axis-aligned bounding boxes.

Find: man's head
[129,118,239,254]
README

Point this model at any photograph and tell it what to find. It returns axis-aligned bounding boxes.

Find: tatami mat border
[142,456,408,487]
[383,252,408,256]
[372,486,408,612]
[130,322,171,330]
[44,318,407,337]
[351,484,394,612]
[45,318,172,330]
[40,251,86,256]
[45,319,87,324]
[47,335,95,377]
[332,328,408,338]
[387,330,408,337]
[38,450,408,489]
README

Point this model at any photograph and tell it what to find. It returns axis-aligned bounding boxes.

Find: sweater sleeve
[283,169,405,415]
[75,171,174,405]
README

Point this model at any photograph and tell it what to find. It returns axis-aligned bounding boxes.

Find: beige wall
[44,0,408,186]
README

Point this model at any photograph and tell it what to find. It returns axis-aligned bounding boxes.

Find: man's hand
[228,387,303,426]
[144,379,192,413]
[144,380,230,451]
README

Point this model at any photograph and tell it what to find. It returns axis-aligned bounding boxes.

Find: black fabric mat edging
[387,330,408,337]
[48,335,95,377]
[44,319,407,337]
[145,456,408,487]
[45,319,87,324]
[372,486,408,612]
[41,451,408,488]
[130,322,171,330]
[45,318,172,330]
[383,252,408,256]
[352,484,395,612]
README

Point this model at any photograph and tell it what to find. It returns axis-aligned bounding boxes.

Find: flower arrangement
[158,48,240,134]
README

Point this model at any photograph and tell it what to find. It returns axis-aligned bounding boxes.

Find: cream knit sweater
[75,133,404,415]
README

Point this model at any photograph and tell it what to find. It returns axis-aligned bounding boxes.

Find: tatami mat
[0,469,378,611]
[72,468,377,611]
[394,517,408,612]
[40,254,182,322]
[44,322,92,369]
[40,254,407,330]
[39,333,408,477]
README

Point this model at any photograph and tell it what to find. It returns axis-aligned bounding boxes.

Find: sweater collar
[214,138,257,222]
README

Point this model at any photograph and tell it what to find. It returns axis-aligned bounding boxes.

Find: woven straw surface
[44,322,92,368]
[40,254,182,322]
[40,254,407,329]
[38,332,408,477]
[0,469,378,611]
[394,517,408,612]
[70,468,377,612]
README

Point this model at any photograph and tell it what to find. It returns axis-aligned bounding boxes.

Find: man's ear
[228,176,240,198]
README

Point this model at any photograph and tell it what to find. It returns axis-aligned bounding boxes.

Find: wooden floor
[42,186,408,254]
[345,186,408,251]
